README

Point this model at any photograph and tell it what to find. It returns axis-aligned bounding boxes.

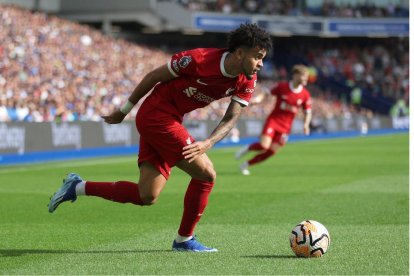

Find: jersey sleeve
[231,76,257,106]
[167,49,200,78]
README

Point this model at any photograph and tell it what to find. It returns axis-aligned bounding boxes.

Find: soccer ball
[289,220,330,257]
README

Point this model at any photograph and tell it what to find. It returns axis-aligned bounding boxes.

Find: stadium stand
[0,5,169,122]
[0,2,408,124]
[175,0,409,17]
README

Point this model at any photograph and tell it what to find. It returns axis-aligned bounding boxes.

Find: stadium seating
[0,4,408,123]
[177,0,409,18]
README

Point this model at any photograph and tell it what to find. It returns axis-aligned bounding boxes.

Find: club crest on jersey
[297,99,303,105]
[172,60,179,72]
[178,56,192,68]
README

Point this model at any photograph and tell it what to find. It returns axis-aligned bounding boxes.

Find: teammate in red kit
[48,24,272,252]
[235,65,312,175]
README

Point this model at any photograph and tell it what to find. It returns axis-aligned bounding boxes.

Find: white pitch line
[0,157,133,174]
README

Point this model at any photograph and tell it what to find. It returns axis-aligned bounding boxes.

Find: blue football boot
[48,173,83,213]
[172,236,218,252]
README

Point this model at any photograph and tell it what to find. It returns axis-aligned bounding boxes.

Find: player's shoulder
[302,86,312,97]
[178,48,225,60]
[170,48,224,74]
[271,81,287,92]
[278,81,290,88]
[273,81,288,89]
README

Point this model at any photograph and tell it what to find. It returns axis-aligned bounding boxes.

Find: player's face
[240,47,267,80]
[294,72,309,86]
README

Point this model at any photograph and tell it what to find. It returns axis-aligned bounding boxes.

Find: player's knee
[260,142,271,150]
[140,194,158,205]
[202,166,216,183]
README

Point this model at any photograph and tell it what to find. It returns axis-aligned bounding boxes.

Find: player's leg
[236,117,275,163]
[240,133,287,175]
[238,134,272,175]
[172,154,217,252]
[235,133,272,160]
[136,161,167,205]
[235,118,276,161]
[136,112,217,251]
[48,167,167,212]
[176,153,216,235]
[48,138,167,212]
[82,161,167,206]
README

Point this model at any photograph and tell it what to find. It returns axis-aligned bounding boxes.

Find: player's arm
[303,110,312,135]
[101,64,175,124]
[182,100,244,162]
[302,94,312,135]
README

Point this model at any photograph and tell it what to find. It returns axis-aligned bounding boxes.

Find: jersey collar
[221,52,237,78]
[289,81,303,93]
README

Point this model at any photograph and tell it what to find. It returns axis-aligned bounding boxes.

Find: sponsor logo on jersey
[194,93,215,104]
[297,99,303,105]
[183,87,197,97]
[245,88,254,93]
[178,56,192,68]
[186,137,192,145]
[196,79,208,85]
[183,86,215,104]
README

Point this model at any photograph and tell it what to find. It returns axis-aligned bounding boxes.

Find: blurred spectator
[306,39,409,101]
[176,0,408,17]
[0,5,170,123]
[390,99,409,129]
[350,87,362,107]
[0,4,407,125]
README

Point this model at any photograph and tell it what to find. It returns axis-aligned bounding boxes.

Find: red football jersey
[142,48,256,120]
[268,81,312,133]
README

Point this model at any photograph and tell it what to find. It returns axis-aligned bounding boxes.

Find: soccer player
[235,65,312,175]
[48,24,272,252]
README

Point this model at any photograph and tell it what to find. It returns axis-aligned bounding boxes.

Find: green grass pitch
[0,133,408,275]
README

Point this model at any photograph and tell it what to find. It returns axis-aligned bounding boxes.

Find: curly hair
[227,23,272,53]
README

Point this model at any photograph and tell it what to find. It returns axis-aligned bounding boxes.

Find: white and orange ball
[290,220,330,257]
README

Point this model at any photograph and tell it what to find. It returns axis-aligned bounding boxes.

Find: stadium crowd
[306,40,409,102]
[0,5,169,122]
[0,5,407,124]
[177,0,409,17]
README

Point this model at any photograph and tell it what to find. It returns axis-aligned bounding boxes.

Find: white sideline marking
[0,157,132,174]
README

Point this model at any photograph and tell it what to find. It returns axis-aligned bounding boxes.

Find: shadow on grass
[242,254,297,259]
[0,249,170,257]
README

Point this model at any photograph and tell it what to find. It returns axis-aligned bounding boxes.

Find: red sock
[248,149,276,166]
[248,142,265,151]
[178,179,214,237]
[85,181,143,205]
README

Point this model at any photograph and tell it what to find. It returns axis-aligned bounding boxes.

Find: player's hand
[182,140,212,163]
[303,125,310,136]
[250,99,261,105]
[250,93,265,105]
[101,110,126,124]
